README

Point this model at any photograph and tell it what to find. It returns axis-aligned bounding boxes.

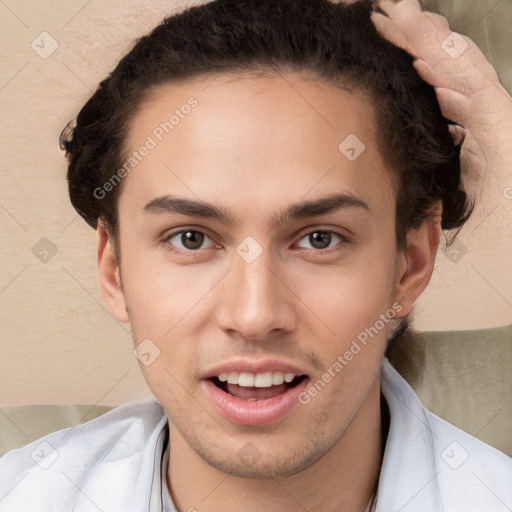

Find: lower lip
[202,378,309,426]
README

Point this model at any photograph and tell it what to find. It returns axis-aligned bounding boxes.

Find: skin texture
[97,70,440,512]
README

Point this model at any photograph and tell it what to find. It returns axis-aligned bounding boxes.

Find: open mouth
[201,365,311,425]
[211,374,307,401]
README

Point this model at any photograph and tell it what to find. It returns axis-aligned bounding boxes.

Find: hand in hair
[371,0,512,201]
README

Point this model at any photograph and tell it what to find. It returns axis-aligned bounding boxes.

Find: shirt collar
[150,421,177,512]
[376,357,443,511]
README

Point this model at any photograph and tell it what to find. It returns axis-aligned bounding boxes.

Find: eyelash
[161,227,350,256]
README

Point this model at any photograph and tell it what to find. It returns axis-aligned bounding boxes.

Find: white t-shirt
[1,357,510,511]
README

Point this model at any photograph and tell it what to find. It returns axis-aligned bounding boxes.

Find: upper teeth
[218,372,297,387]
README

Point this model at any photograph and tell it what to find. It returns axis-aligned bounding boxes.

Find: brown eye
[296,230,348,251]
[181,231,204,250]
[309,231,332,249]
[165,230,215,252]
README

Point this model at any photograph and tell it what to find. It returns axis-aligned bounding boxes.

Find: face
[98,70,437,479]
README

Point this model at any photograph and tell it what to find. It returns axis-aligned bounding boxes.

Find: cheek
[294,246,398,341]
[122,250,214,336]
[122,262,205,396]
[121,252,226,392]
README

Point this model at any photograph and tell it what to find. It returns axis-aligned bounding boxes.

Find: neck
[167,377,385,512]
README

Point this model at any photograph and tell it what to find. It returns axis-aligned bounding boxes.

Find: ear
[97,220,130,323]
[393,203,442,317]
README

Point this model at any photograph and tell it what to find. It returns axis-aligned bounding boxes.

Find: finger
[378,0,423,20]
[406,0,421,9]
[376,1,453,53]
[412,58,437,84]
[380,7,500,96]
[374,2,508,113]
[418,10,451,33]
[413,61,480,131]
[372,3,452,64]
[458,132,487,199]
[448,125,467,146]
[413,49,494,102]
[378,0,438,33]
[386,0,422,9]
[435,87,474,129]
[412,57,475,112]
[370,11,414,56]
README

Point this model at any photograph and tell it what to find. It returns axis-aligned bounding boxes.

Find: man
[1,0,511,511]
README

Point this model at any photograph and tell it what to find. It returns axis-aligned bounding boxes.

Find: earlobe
[393,207,442,318]
[97,221,130,323]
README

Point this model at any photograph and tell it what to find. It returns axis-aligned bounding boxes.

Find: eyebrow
[142,192,370,227]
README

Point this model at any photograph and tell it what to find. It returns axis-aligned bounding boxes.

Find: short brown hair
[62,0,472,256]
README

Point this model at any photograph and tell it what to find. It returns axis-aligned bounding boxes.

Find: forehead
[119,70,394,221]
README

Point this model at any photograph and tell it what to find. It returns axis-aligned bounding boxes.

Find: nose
[216,245,297,341]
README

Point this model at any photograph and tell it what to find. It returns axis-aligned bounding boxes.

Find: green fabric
[389,324,512,456]
[0,404,113,456]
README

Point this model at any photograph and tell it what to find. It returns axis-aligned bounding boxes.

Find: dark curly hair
[61,0,473,337]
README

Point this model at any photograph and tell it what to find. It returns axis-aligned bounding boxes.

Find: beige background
[0,0,511,406]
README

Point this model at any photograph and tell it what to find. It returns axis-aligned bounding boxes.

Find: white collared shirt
[1,357,511,511]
